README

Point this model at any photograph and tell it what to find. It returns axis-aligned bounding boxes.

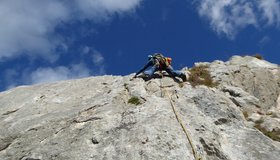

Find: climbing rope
[160,76,202,160]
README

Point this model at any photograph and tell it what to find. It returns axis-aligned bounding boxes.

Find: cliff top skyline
[1,0,280,91]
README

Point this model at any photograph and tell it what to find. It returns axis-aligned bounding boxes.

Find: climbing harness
[160,76,202,160]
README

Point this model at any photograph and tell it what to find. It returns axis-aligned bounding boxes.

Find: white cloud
[258,0,280,26]
[82,46,105,66]
[83,46,106,75]
[259,36,271,46]
[4,61,106,89]
[0,0,69,61]
[28,63,91,85]
[75,0,142,21]
[82,46,91,54]
[197,0,257,39]
[196,0,280,39]
[3,45,107,89]
[0,0,142,61]
[92,51,105,65]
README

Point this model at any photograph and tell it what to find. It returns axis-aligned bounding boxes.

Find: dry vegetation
[252,53,264,60]
[255,122,280,142]
[188,65,218,88]
[254,119,280,142]
[242,111,249,120]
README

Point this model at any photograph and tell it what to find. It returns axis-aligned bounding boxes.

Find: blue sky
[1,0,280,91]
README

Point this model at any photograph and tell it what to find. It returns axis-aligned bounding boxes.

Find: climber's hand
[130,75,137,81]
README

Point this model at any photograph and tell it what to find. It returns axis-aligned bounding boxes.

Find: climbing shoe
[142,74,152,81]
[180,74,187,82]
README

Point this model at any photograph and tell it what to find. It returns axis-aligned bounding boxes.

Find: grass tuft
[188,65,218,88]
[253,53,264,60]
[243,111,249,120]
[128,96,141,105]
[255,123,280,142]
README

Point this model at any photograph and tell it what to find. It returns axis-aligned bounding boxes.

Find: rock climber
[133,53,187,82]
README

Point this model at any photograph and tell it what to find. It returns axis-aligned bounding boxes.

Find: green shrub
[253,53,264,60]
[188,65,218,88]
[128,96,141,105]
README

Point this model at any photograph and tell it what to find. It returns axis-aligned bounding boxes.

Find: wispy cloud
[3,46,107,90]
[0,0,143,61]
[196,0,280,39]
[0,0,141,90]
[0,0,69,61]
[259,36,271,46]
[92,51,105,66]
[258,0,280,26]
[82,46,106,74]
[27,63,91,85]
[75,0,142,21]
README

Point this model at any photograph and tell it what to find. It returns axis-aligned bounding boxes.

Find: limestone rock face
[209,56,280,112]
[1,56,280,160]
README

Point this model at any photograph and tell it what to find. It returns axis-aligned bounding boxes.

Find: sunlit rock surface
[0,56,280,160]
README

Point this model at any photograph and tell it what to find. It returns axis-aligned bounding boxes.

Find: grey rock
[247,113,263,123]
[0,56,280,160]
[210,56,280,112]
[261,117,280,132]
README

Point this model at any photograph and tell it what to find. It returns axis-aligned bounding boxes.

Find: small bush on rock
[255,123,280,142]
[253,54,264,60]
[188,65,217,88]
[243,111,249,120]
[128,96,141,105]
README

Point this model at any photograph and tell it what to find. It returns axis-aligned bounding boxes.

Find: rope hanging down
[160,78,202,160]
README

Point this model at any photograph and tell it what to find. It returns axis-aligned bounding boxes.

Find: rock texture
[0,56,280,160]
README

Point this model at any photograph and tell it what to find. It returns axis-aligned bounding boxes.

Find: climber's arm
[134,60,153,77]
